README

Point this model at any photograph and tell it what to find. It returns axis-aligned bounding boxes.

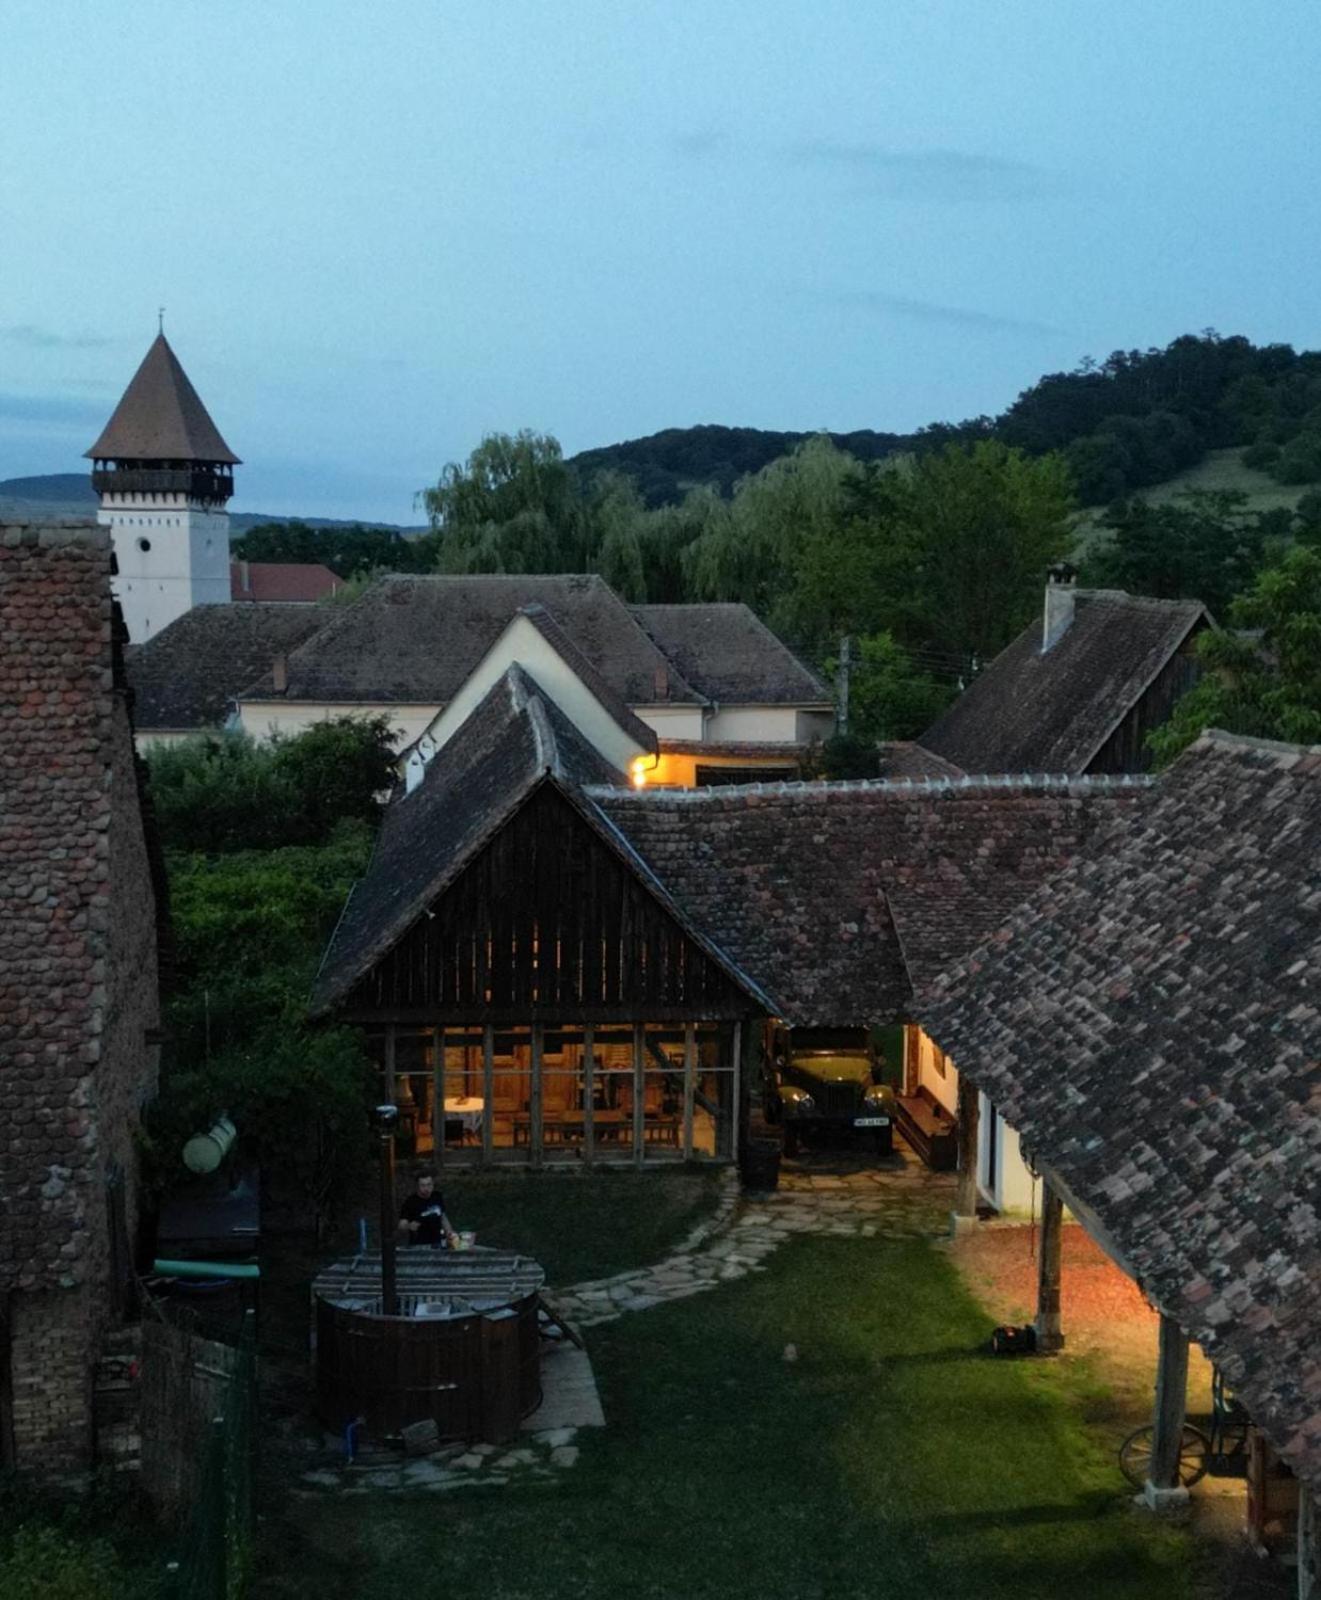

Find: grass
[0,1470,171,1598]
[256,1231,1199,1600]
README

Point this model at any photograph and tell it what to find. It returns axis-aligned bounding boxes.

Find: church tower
[85,333,240,642]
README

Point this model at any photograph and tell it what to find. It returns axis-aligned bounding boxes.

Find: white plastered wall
[237,700,440,749]
[408,613,650,783]
[977,1093,1039,1217]
[634,704,706,741]
[704,705,803,742]
[101,496,230,643]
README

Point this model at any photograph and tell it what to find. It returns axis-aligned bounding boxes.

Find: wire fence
[171,1308,258,1600]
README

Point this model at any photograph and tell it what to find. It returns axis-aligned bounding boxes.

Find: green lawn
[257,1231,1198,1600]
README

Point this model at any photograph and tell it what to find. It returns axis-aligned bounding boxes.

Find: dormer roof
[85,334,240,465]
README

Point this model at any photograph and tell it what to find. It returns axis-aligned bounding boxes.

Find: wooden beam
[383,1024,396,1103]
[431,1026,444,1169]
[1034,1181,1065,1354]
[731,1020,743,1162]
[583,1024,595,1169]
[1299,1488,1320,1600]
[632,1024,645,1167]
[530,1024,544,1171]
[954,1070,980,1219]
[481,1025,494,1166]
[682,1023,696,1161]
[1145,1313,1191,1502]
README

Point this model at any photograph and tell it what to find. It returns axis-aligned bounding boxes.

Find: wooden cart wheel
[1118,1423,1210,1489]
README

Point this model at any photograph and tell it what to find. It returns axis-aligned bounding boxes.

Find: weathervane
[158,306,165,335]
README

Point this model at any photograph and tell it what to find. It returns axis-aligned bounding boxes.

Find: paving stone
[550,1445,580,1468]
[455,1453,485,1470]
[302,1469,340,1488]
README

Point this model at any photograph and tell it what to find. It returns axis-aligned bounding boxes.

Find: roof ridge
[586,771,1156,803]
[1194,728,1321,766]
[1078,588,1208,613]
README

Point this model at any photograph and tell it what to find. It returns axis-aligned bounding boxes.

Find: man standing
[398,1173,458,1248]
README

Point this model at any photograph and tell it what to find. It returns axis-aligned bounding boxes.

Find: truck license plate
[853,1116,890,1128]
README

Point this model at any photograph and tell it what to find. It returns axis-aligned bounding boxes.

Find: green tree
[839,632,954,742]
[421,430,589,571]
[1149,544,1321,764]
[146,717,396,854]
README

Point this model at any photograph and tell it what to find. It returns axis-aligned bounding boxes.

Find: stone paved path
[297,1145,954,1495]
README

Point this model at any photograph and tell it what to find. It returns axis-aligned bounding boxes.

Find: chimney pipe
[271,654,288,694]
[653,663,669,701]
[1042,564,1078,653]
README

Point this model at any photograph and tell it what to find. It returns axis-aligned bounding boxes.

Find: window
[137,536,152,552]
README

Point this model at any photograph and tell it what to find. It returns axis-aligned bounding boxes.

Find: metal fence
[170,1308,258,1600]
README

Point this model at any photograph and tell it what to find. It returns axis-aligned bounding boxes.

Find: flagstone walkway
[296,1144,954,1496]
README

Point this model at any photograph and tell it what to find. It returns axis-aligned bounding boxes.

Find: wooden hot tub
[312,1247,545,1444]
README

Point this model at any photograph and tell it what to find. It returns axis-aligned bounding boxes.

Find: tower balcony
[91,464,234,507]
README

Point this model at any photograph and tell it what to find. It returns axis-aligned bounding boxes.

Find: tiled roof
[921,591,1208,774]
[230,561,342,603]
[242,574,703,707]
[311,665,629,1012]
[592,774,1146,1026]
[629,603,829,703]
[920,732,1321,1491]
[126,603,330,729]
[85,334,239,464]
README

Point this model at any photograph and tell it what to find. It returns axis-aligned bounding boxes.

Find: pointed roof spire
[85,333,240,464]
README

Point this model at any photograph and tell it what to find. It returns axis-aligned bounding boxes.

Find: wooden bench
[894,1087,958,1171]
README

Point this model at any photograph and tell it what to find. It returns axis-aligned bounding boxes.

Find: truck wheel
[783,1126,800,1157]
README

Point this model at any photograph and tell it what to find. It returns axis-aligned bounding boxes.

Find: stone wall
[0,522,161,1470]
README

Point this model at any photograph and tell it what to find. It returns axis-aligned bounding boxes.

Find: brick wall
[0,522,161,1470]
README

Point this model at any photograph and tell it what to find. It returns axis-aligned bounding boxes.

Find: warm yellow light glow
[630,757,648,789]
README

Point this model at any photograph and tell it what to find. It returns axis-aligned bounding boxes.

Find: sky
[2,1,1320,524]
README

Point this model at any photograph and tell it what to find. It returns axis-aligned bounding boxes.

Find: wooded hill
[569,332,1321,507]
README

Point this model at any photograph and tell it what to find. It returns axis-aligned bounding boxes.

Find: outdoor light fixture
[630,756,648,789]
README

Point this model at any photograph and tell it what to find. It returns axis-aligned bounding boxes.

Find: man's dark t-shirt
[400,1191,447,1246]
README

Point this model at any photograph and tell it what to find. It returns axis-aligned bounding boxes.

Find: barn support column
[583,1025,596,1169]
[1143,1314,1191,1510]
[1034,1180,1065,1354]
[1299,1489,1320,1600]
[431,1027,444,1172]
[480,1026,494,1167]
[951,1072,980,1233]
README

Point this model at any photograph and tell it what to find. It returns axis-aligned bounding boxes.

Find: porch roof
[920,731,1321,1492]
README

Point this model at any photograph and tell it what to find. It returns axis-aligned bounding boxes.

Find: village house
[229,570,835,780]
[920,566,1211,776]
[309,656,1143,1177]
[920,730,1321,1580]
[0,521,162,1471]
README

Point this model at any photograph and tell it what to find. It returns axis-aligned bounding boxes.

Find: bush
[1272,430,1321,485]
[147,717,396,854]
[1241,439,1280,470]
[0,1525,128,1600]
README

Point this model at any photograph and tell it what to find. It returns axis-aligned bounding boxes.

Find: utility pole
[836,634,851,734]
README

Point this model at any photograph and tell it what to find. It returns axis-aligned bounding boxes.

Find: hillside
[568,424,908,506]
[0,474,420,535]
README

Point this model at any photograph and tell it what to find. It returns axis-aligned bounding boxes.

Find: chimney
[1042,563,1078,652]
[653,663,669,701]
[271,654,288,694]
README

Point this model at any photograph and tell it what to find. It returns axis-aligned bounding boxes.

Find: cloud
[0,323,113,351]
[826,288,1057,336]
[789,140,1060,202]
[0,392,109,426]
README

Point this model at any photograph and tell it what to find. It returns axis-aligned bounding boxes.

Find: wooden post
[1144,1314,1191,1507]
[632,1024,645,1167]
[530,1024,544,1170]
[1299,1488,1320,1600]
[583,1025,595,1168]
[431,1027,444,1170]
[383,1025,396,1102]
[953,1070,980,1224]
[731,1020,743,1163]
[682,1023,696,1160]
[1034,1180,1065,1353]
[481,1025,494,1166]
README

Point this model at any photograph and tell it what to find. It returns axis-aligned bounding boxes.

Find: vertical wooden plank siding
[384,1025,396,1102]
[682,1024,696,1160]
[481,1026,494,1166]
[530,1025,544,1170]
[731,1021,743,1161]
[432,1027,444,1170]
[632,1024,645,1168]
[583,1025,596,1169]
